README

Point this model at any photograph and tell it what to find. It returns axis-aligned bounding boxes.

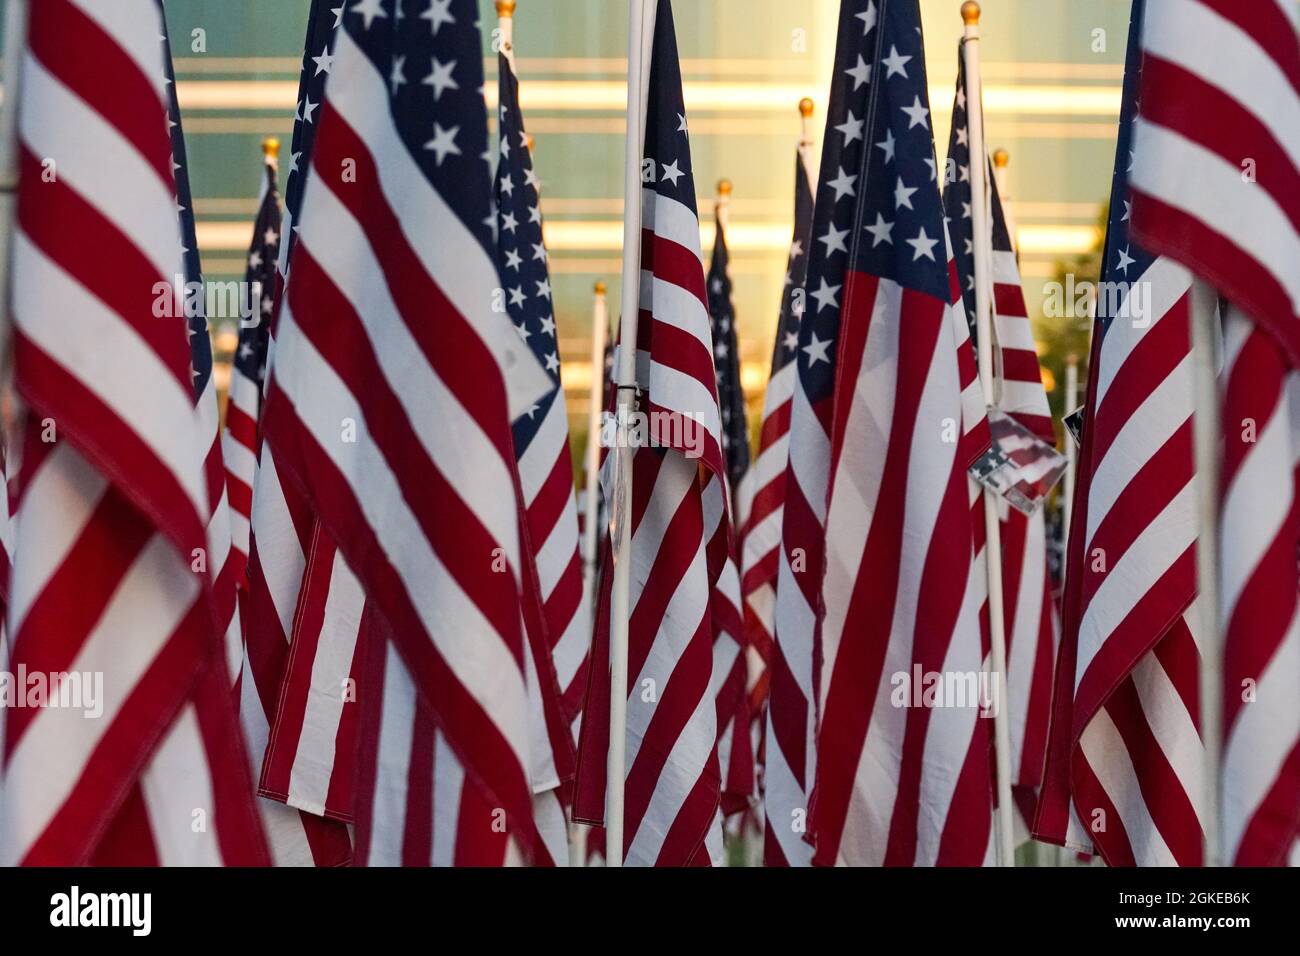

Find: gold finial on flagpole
[717,178,732,197]
[993,148,1009,169]
[496,0,516,15]
[595,280,607,295]
[262,137,280,160]
[961,1,980,25]
[798,97,814,118]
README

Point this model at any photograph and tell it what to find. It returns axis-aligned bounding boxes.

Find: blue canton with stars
[233,162,282,396]
[644,0,702,263]
[942,41,1017,352]
[797,0,950,407]
[279,0,342,278]
[344,0,495,258]
[769,153,816,377]
[707,210,749,492]
[160,5,213,401]
[495,50,560,453]
[1095,0,1155,342]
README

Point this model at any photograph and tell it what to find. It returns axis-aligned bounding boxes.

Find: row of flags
[0,0,1294,867]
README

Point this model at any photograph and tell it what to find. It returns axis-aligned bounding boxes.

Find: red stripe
[262,391,543,859]
[285,249,525,662]
[28,0,174,188]
[17,149,191,394]
[307,109,515,461]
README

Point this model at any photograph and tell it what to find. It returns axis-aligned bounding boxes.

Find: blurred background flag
[493,0,585,864]
[705,178,756,832]
[1033,0,1205,867]
[800,0,994,867]
[573,0,735,866]
[745,101,817,867]
[220,135,353,865]
[257,0,554,865]
[1130,0,1300,867]
[942,38,1059,841]
[0,0,267,865]
[247,1,373,847]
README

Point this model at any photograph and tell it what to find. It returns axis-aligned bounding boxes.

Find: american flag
[1034,0,1205,865]
[493,5,587,863]
[0,0,268,864]
[942,42,1058,831]
[797,0,993,866]
[222,151,279,581]
[1130,0,1300,866]
[225,1,362,861]
[572,0,734,865]
[258,0,556,865]
[705,199,756,820]
[707,203,750,498]
[173,26,351,866]
[746,143,815,865]
[495,25,590,752]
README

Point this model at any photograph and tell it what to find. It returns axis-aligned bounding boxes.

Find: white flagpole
[961,0,1016,868]
[0,0,29,399]
[606,0,655,868]
[1189,279,1223,866]
[498,0,595,870]
[1062,353,1079,542]
[582,281,608,590]
[991,148,1019,254]
[571,280,606,869]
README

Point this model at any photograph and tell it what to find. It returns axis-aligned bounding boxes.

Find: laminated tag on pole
[969,408,1068,516]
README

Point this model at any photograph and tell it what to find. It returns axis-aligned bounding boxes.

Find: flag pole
[1189,279,1222,866]
[573,278,607,868]
[0,0,29,405]
[961,0,1016,868]
[1062,353,1079,542]
[991,148,1019,256]
[582,281,608,592]
[606,0,655,867]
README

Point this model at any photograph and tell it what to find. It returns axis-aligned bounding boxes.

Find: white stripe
[20,54,180,283]
[249,445,304,638]
[6,443,107,638]
[1080,706,1179,866]
[273,309,531,763]
[1143,0,1300,169]
[286,550,364,815]
[1085,351,1194,548]
[324,28,551,420]
[2,528,198,863]
[12,232,208,519]
[642,271,712,357]
[1077,483,1197,680]
[642,188,706,263]
[237,663,318,866]
[66,0,170,104]
[1093,256,1193,408]
[366,642,416,865]
[1131,651,1204,827]
[534,501,579,598]
[430,731,464,867]
[818,282,901,716]
[1132,118,1300,316]
[296,177,526,579]
[516,397,569,503]
[140,704,223,865]
[762,705,814,866]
